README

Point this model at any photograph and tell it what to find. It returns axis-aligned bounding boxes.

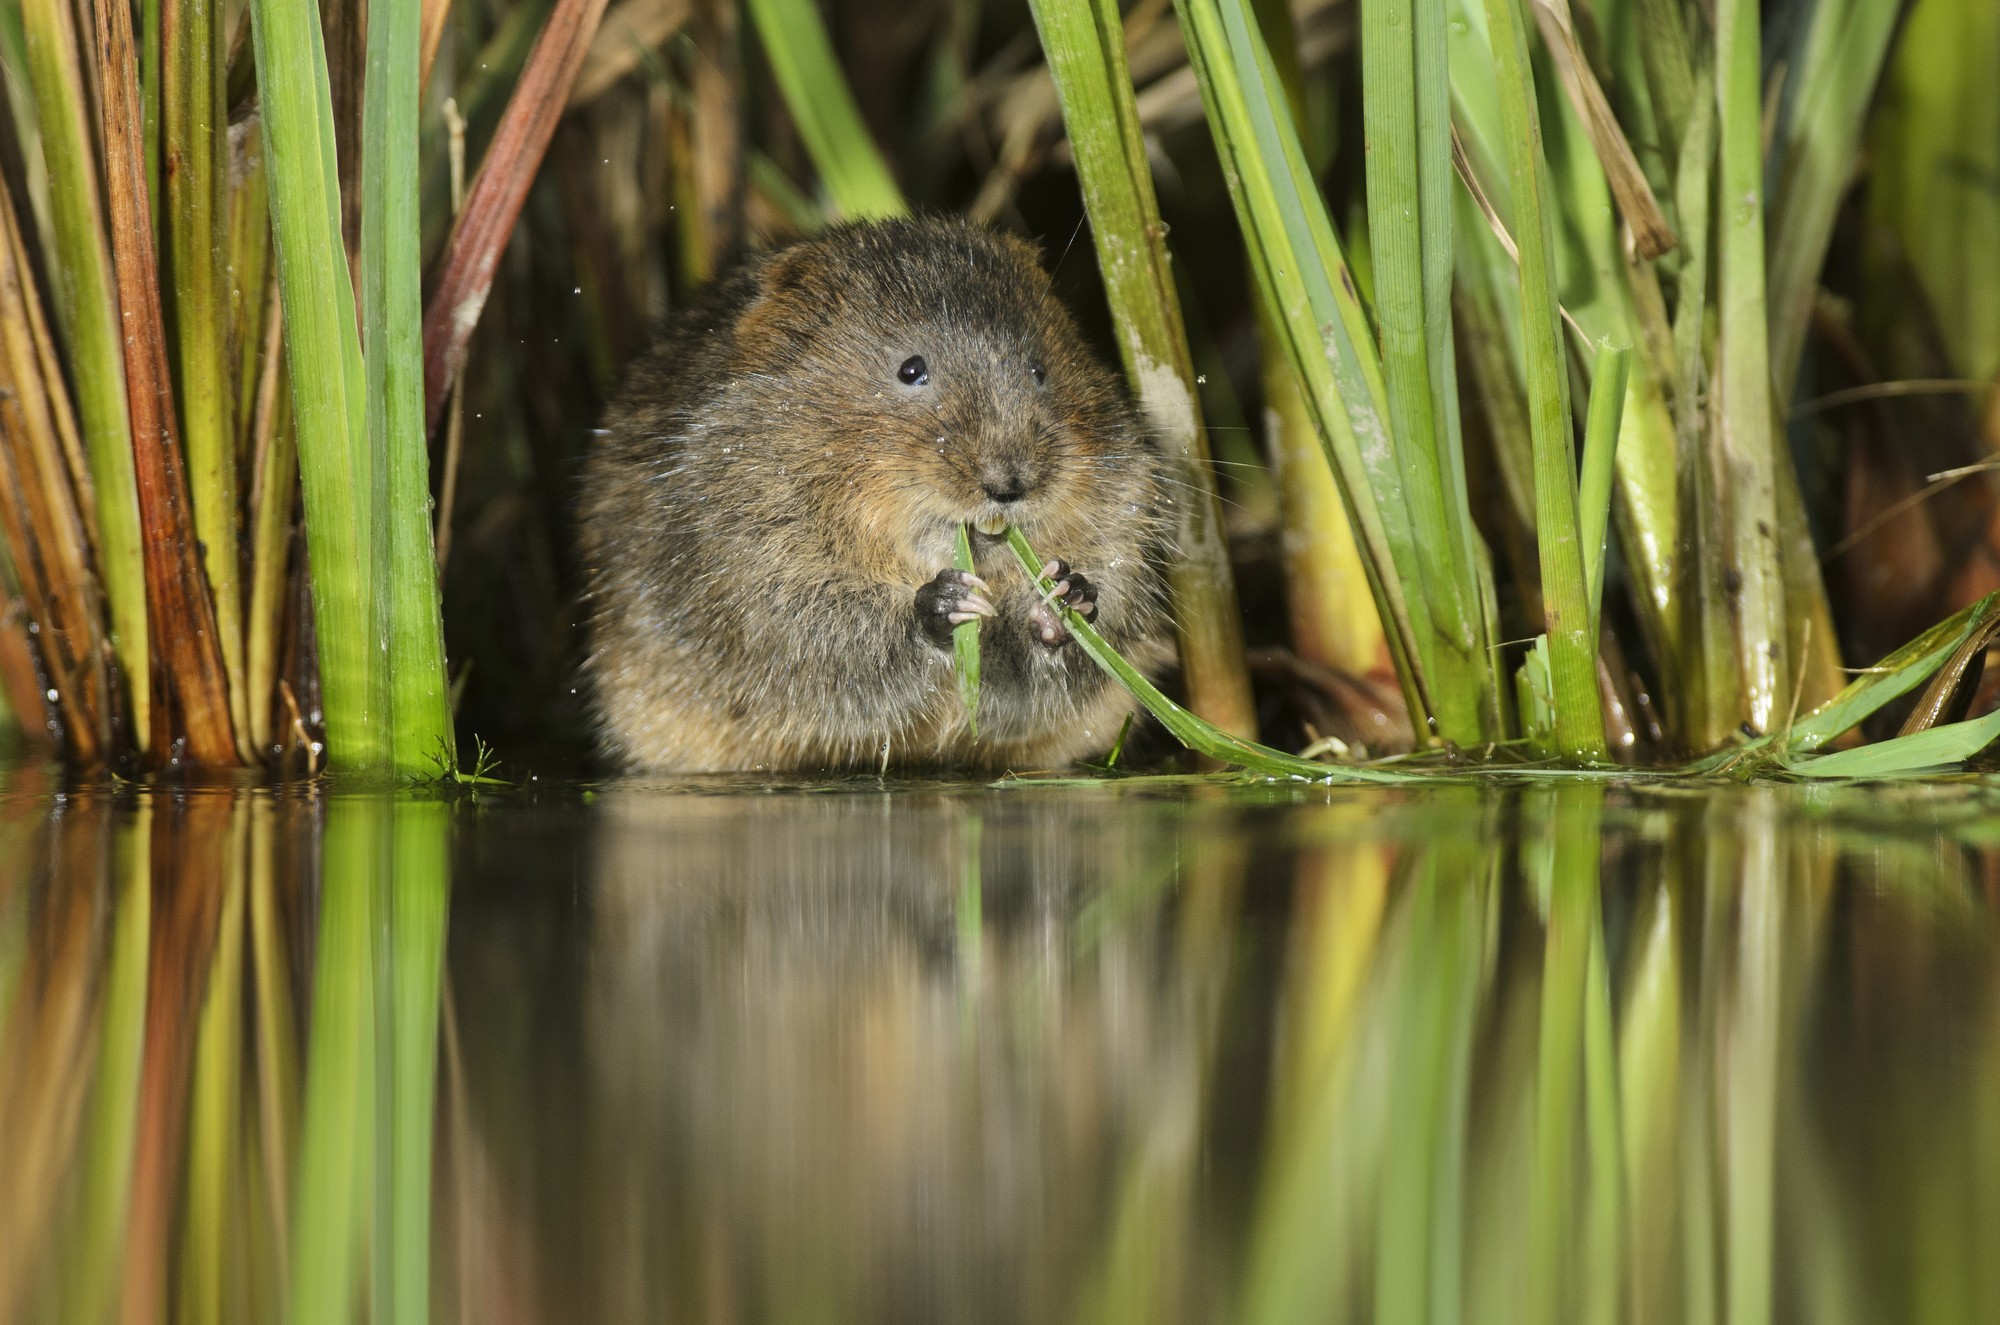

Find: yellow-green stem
[18,0,151,745]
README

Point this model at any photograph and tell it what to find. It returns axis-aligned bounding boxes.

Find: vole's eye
[1030,360,1046,386]
[897,355,930,386]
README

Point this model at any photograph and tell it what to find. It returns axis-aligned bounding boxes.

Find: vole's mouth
[973,512,1009,537]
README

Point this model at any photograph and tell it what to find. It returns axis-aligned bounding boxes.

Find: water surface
[2,759,1997,1323]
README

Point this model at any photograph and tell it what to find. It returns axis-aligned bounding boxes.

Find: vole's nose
[981,471,1029,503]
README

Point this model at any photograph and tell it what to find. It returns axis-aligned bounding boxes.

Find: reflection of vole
[578,217,1175,772]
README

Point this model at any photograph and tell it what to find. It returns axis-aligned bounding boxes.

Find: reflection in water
[2,768,1999,1323]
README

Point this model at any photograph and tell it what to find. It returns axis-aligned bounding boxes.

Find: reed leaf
[0,177,112,761]
[250,0,382,769]
[92,0,238,763]
[17,0,150,746]
[1529,0,1675,259]
[1481,0,1604,760]
[1714,0,1787,735]
[1247,0,1387,679]
[1786,704,2000,779]
[363,0,456,775]
[1173,0,1493,744]
[243,352,293,760]
[421,0,614,432]
[1027,0,1257,740]
[1867,0,2000,385]
[1579,342,1629,634]
[743,0,903,221]
[1778,592,1999,755]
[1005,526,1405,782]
[1361,0,1480,661]
[164,0,250,758]
[1765,0,1902,392]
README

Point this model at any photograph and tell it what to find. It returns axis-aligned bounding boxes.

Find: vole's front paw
[915,569,996,648]
[1028,559,1098,648]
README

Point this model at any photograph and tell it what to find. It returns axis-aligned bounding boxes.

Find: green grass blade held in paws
[953,523,980,738]
[1003,526,1405,782]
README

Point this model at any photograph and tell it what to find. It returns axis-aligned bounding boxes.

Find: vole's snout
[980,473,1028,504]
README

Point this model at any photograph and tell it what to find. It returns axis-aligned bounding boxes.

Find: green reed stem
[743,0,904,220]
[1579,343,1629,635]
[1247,0,1388,677]
[1766,0,1902,391]
[1482,0,1603,761]
[363,0,456,775]
[1715,0,1787,735]
[18,0,151,746]
[1028,0,1259,741]
[250,0,384,771]
[245,364,293,759]
[1671,69,1739,752]
[1362,0,1478,658]
[1867,0,2000,387]
[165,0,250,758]
[1175,0,1493,743]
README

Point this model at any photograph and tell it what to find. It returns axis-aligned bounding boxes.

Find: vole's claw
[916,568,993,647]
[1029,563,1098,647]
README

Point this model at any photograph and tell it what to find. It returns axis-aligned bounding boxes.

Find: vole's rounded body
[578,217,1175,773]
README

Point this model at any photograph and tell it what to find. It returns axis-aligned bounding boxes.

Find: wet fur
[578,216,1174,772]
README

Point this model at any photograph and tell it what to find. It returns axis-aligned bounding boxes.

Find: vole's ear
[733,246,822,357]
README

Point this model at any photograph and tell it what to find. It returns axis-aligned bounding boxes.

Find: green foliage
[952,523,980,738]
[743,0,904,219]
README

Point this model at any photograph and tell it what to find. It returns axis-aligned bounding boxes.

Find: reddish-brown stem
[91,0,239,765]
[421,0,612,433]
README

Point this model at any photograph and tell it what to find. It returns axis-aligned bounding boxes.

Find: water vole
[578,216,1175,772]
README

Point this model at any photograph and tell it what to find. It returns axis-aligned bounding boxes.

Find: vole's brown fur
[578,216,1175,772]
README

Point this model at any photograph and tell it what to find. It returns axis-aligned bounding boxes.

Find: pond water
[1,755,1997,1324]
